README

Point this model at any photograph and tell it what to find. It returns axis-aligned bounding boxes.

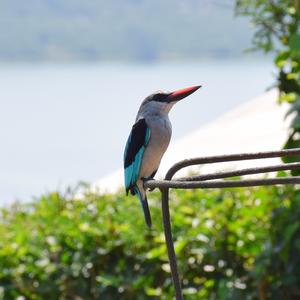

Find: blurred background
[2,1,300,299]
[0,0,274,203]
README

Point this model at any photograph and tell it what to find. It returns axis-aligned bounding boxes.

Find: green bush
[235,0,300,164]
[0,184,299,299]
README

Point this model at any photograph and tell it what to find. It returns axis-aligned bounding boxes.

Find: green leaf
[291,114,300,130]
[146,245,167,259]
[289,33,300,54]
[285,97,300,119]
[279,92,297,103]
[283,222,299,245]
[174,239,188,254]
[275,51,290,68]
[146,287,162,296]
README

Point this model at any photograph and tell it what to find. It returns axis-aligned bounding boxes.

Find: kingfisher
[123,85,201,228]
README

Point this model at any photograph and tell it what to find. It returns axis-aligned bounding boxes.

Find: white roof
[91,90,290,194]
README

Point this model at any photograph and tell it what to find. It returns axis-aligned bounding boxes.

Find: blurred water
[0,60,274,203]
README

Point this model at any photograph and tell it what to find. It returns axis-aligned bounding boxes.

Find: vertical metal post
[161,187,183,300]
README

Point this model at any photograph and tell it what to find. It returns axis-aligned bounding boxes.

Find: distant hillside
[0,0,255,62]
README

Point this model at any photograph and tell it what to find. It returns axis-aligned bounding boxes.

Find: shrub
[0,184,299,299]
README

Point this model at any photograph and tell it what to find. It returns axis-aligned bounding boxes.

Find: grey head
[137,85,201,118]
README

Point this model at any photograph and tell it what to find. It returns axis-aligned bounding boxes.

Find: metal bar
[165,148,300,180]
[176,162,300,182]
[146,176,300,190]
[161,187,183,300]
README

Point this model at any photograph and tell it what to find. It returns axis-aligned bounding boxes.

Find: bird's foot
[142,176,156,192]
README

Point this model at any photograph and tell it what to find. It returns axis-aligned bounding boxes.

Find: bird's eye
[153,93,168,102]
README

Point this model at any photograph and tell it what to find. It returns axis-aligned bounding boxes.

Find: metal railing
[144,148,300,300]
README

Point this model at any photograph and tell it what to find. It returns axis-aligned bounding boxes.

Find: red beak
[167,85,201,102]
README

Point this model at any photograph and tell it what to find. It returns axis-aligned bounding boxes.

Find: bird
[123,85,201,228]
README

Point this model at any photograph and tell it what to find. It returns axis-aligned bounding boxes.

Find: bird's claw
[142,177,156,192]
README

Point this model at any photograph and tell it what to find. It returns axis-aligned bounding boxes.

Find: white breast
[139,115,172,179]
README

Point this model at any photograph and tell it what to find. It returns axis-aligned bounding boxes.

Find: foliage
[0,184,300,299]
[235,0,300,167]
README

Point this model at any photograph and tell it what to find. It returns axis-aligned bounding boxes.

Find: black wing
[123,118,150,193]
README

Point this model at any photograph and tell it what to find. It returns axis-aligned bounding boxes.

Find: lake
[0,60,274,204]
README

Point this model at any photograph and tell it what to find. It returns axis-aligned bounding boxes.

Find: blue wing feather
[124,119,150,193]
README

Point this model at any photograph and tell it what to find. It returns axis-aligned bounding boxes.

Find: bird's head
[139,85,201,116]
